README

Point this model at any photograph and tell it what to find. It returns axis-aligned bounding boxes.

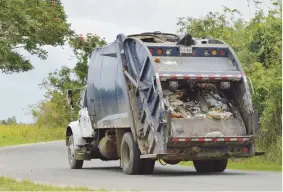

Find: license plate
[180,47,192,54]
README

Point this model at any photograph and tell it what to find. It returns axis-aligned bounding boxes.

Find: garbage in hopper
[163,83,234,120]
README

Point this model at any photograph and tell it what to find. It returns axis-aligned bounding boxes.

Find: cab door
[78,89,93,138]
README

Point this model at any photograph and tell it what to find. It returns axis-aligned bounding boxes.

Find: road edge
[0,140,64,149]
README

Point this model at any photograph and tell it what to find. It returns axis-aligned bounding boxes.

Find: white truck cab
[65,87,94,169]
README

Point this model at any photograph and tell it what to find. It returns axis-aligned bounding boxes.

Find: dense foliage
[30,34,106,128]
[0,116,17,125]
[0,0,73,73]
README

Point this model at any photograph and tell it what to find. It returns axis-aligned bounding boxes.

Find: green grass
[0,124,65,147]
[179,156,282,172]
[0,177,98,191]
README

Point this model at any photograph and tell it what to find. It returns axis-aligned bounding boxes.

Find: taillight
[211,49,217,55]
[220,49,225,56]
[149,48,154,55]
[204,49,209,56]
[157,48,163,55]
[165,49,172,55]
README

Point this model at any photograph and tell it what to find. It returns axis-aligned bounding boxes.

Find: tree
[69,33,106,84]
[0,0,73,73]
[0,116,17,125]
[31,33,106,127]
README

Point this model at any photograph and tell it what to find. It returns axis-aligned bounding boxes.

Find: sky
[0,0,271,123]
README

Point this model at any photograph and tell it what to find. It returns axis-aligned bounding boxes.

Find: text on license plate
[180,47,192,54]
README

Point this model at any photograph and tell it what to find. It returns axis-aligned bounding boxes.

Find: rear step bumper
[140,152,253,160]
[169,136,252,143]
[141,136,257,160]
[255,152,265,156]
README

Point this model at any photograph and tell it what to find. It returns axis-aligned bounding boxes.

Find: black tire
[193,159,227,173]
[193,160,214,173]
[68,135,84,169]
[140,159,155,175]
[120,132,142,175]
[212,159,228,172]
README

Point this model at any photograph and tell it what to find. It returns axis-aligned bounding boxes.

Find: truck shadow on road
[151,168,248,177]
[81,166,248,177]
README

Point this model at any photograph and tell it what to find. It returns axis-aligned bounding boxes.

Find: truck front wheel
[120,132,142,175]
[193,159,227,173]
[68,135,84,169]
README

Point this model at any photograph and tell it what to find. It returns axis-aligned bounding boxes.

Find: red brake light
[149,48,154,55]
[220,49,225,56]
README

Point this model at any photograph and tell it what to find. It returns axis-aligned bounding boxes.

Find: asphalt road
[0,141,281,191]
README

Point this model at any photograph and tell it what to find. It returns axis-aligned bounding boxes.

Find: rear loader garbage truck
[65,32,264,175]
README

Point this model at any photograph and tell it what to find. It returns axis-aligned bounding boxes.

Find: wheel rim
[68,136,75,165]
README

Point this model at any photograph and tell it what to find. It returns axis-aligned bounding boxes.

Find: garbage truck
[65,31,264,175]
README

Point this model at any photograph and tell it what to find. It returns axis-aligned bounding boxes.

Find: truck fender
[65,121,86,147]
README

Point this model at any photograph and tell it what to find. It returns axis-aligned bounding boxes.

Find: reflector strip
[155,73,161,84]
[171,137,250,143]
[159,74,242,81]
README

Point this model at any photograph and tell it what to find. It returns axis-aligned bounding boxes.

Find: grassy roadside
[0,177,98,191]
[179,157,282,172]
[0,124,65,147]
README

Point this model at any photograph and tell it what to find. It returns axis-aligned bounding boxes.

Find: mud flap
[255,152,265,156]
[250,109,260,134]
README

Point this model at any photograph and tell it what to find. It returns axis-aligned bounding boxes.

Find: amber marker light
[212,49,217,55]
[157,49,163,55]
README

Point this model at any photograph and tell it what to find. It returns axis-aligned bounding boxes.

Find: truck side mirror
[66,89,74,109]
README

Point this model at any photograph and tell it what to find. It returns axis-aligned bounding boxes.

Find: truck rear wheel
[140,159,155,174]
[120,132,142,175]
[68,135,84,169]
[193,159,227,173]
[212,159,228,172]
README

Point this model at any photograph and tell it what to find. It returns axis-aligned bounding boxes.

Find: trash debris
[207,110,234,120]
[170,112,184,118]
[163,82,235,120]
